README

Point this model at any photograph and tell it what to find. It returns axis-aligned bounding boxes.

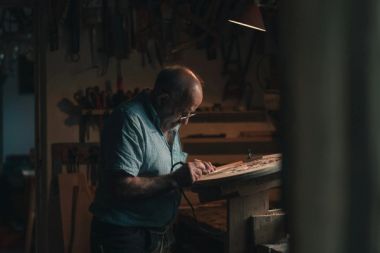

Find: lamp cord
[170,162,225,237]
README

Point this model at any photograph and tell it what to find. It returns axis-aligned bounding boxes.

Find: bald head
[152,65,203,107]
[151,66,203,131]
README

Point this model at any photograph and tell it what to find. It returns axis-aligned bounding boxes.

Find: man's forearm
[114,174,179,200]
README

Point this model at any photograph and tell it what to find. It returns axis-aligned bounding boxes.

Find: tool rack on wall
[51,142,100,184]
[79,109,111,143]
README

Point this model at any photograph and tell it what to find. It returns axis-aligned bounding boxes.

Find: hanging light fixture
[228,2,266,32]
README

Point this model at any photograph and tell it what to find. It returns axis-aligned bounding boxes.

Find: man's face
[160,86,203,131]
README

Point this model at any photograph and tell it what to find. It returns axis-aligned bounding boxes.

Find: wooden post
[34,0,49,252]
[227,191,269,253]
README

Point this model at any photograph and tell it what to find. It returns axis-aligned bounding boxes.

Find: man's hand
[193,159,216,174]
[171,160,216,187]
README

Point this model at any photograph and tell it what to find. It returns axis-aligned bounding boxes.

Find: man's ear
[157,92,171,107]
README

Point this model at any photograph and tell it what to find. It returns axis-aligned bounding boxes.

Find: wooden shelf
[182,138,279,155]
[81,109,112,115]
[182,136,274,143]
[189,110,267,123]
[80,109,267,122]
[78,109,273,142]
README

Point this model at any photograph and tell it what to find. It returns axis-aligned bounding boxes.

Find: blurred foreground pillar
[280,0,380,253]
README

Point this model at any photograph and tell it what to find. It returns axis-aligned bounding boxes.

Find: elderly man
[90,65,215,253]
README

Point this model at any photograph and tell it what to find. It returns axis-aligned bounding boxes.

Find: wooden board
[71,174,93,253]
[187,154,248,166]
[180,122,275,139]
[59,172,93,253]
[250,210,286,245]
[58,173,80,253]
[195,154,281,184]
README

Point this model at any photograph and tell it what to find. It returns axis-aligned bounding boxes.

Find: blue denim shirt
[89,91,187,228]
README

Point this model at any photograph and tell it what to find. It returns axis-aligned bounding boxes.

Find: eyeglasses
[179,113,196,121]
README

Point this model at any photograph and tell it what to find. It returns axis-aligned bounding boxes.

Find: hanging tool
[222,27,242,75]
[86,146,100,186]
[83,0,103,69]
[160,0,174,61]
[134,1,162,68]
[104,80,113,109]
[73,89,87,108]
[98,0,131,75]
[84,87,95,108]
[112,59,126,106]
[111,0,131,59]
[135,7,150,67]
[98,0,111,75]
[64,0,81,62]
[203,0,221,60]
[116,59,123,91]
[68,185,79,253]
[48,0,59,51]
[67,148,79,173]
[128,1,136,50]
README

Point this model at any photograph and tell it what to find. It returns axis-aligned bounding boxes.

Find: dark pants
[90,218,174,253]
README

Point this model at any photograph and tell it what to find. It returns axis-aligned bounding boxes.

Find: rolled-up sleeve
[102,111,144,176]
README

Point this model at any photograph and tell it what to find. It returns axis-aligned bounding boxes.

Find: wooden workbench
[191,154,281,253]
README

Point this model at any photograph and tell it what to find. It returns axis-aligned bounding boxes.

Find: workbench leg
[226,191,269,253]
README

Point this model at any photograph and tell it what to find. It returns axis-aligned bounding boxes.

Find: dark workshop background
[1,0,380,253]
[0,1,280,252]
